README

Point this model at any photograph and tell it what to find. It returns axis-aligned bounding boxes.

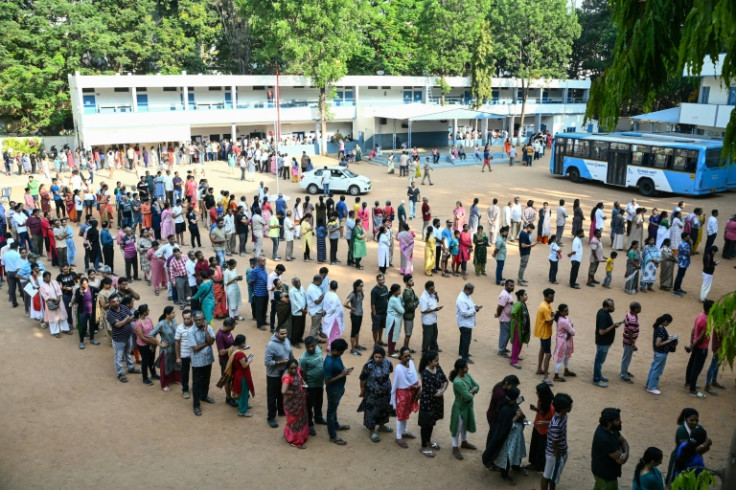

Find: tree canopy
[586,0,736,162]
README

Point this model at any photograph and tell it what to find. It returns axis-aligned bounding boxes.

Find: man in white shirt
[163,171,174,205]
[284,210,296,261]
[306,274,325,340]
[419,280,442,353]
[174,309,194,399]
[556,199,569,244]
[495,279,515,358]
[250,210,267,258]
[288,277,307,346]
[595,204,606,232]
[268,263,286,330]
[456,283,481,363]
[172,200,185,244]
[486,198,500,245]
[705,209,719,251]
[568,229,585,289]
[509,197,522,241]
[186,251,198,292]
[624,198,637,235]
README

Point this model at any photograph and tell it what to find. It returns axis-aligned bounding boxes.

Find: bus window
[573,140,590,158]
[565,139,575,156]
[705,148,722,168]
[631,145,651,166]
[673,149,699,172]
[555,137,567,154]
[591,141,609,161]
[653,147,673,169]
[610,143,631,151]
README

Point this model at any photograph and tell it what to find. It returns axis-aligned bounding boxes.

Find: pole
[275,63,281,194]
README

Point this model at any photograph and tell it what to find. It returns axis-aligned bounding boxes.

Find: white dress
[223,268,242,310]
[378,233,390,267]
[321,291,345,346]
[670,218,684,250]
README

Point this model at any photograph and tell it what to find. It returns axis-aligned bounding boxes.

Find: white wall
[701,77,732,105]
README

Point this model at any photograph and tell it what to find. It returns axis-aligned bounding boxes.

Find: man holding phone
[264,325,293,428]
[419,280,442,353]
[593,299,622,388]
[323,338,351,445]
[456,283,481,363]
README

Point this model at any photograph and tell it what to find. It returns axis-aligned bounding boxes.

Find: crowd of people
[0,152,732,488]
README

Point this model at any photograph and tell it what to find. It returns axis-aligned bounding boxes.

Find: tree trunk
[518,78,528,145]
[319,87,327,155]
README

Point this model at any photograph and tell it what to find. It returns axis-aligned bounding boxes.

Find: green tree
[211,0,257,74]
[585,0,736,162]
[491,0,580,141]
[416,0,484,105]
[244,0,368,154]
[348,0,421,75]
[568,0,616,80]
[153,0,218,74]
[470,21,495,108]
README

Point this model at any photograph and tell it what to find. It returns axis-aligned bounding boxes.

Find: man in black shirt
[593,299,623,387]
[56,264,76,324]
[370,273,389,347]
[591,408,629,488]
[236,208,250,256]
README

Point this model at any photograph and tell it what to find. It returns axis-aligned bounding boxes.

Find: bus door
[553,138,565,174]
[607,149,628,186]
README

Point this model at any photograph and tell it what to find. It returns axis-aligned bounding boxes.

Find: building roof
[369,104,504,121]
[631,107,680,124]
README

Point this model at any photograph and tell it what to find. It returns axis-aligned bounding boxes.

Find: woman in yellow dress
[301,213,314,261]
[424,226,436,276]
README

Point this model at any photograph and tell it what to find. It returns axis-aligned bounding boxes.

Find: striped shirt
[545,413,568,456]
[107,305,134,342]
[252,266,268,298]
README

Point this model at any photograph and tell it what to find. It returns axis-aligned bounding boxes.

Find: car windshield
[342,169,358,178]
[313,169,322,176]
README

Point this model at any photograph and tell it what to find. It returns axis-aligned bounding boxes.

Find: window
[728,87,736,106]
[591,141,609,161]
[367,86,378,89]
[610,143,630,151]
[652,147,673,169]
[700,86,710,104]
[631,145,652,166]
[252,86,265,90]
[573,140,590,158]
[673,149,699,172]
[705,148,722,168]
[137,87,147,92]
[114,87,130,92]
[163,87,178,92]
[208,86,222,91]
[82,88,95,93]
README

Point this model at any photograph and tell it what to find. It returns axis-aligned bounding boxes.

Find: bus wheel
[637,178,655,197]
[567,167,581,183]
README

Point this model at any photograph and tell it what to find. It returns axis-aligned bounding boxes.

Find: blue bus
[550,132,730,196]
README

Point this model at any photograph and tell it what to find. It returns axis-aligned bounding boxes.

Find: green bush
[1,137,43,154]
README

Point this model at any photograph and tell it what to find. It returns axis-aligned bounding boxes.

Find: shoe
[466,359,474,364]
[143,379,154,386]
[553,374,566,382]
[510,363,521,369]
[267,419,279,428]
[79,343,85,349]
[460,441,477,450]
[571,284,580,289]
[193,408,202,416]
[90,340,100,345]
[619,376,634,384]
[705,387,718,396]
[586,282,595,287]
[452,447,464,460]
[309,427,317,436]
[238,412,253,418]
[601,376,609,382]
[151,374,161,380]
[182,391,191,399]
[564,369,577,377]
[593,380,608,388]
[127,368,141,374]
[647,388,661,395]
[227,397,239,407]
[627,372,635,378]
[689,392,706,399]
[203,396,215,404]
[351,350,362,356]
[542,378,554,386]
[390,353,399,358]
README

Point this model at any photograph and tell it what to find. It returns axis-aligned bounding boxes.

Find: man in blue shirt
[336,195,348,224]
[275,193,287,240]
[250,256,269,329]
[50,178,65,219]
[673,233,693,297]
[1,242,24,307]
[323,338,351,445]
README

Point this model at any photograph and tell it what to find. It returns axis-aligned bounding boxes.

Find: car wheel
[307,184,319,195]
[637,178,655,197]
[567,167,581,183]
[348,185,360,196]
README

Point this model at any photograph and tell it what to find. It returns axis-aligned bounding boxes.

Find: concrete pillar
[481,117,489,144]
[537,113,542,131]
[453,119,457,145]
[562,85,568,103]
[510,115,516,144]
[408,120,412,148]
[131,86,137,112]
[183,86,189,111]
[231,85,237,108]
[539,87,544,104]
[354,85,359,106]
[231,123,237,140]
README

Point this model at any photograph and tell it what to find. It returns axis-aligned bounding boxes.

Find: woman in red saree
[282,359,309,448]
[42,214,58,266]
[225,334,255,416]
[458,224,473,280]
[66,190,77,223]
[390,347,420,447]
[210,256,228,318]
[39,185,52,215]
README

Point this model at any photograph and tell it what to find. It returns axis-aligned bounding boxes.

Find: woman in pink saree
[458,224,473,280]
[282,360,309,448]
[397,223,415,275]
[357,202,370,232]
[453,201,466,232]
[147,242,167,296]
[160,203,175,239]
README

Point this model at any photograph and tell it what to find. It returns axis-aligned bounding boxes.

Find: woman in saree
[63,218,76,266]
[301,214,314,261]
[658,238,676,291]
[42,213,58,266]
[208,256,228,319]
[224,258,244,320]
[28,264,45,323]
[508,289,530,369]
[228,334,255,417]
[669,211,684,256]
[449,359,479,461]
[391,346,421,448]
[39,184,52,216]
[397,222,415,276]
[352,218,367,270]
[453,201,466,232]
[589,206,598,242]
[640,237,661,292]
[273,278,292,334]
[612,204,626,251]
[647,208,660,242]
[39,271,70,337]
[358,202,370,232]
[424,226,436,276]
[385,283,404,356]
[624,240,642,295]
[628,207,646,249]
[322,280,345,350]
[150,198,163,241]
[191,270,216,323]
[472,225,489,276]
[160,202,175,240]
[147,241,166,296]
[457,224,473,280]
[140,199,152,230]
[359,345,394,442]
[96,277,116,340]
[282,359,309,448]
[149,305,181,392]
[536,202,551,244]
[137,227,153,286]
[571,199,585,237]
[656,211,670,248]
[66,189,77,223]
[372,201,384,240]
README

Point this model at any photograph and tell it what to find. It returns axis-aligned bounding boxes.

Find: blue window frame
[83,95,96,114]
[136,94,148,112]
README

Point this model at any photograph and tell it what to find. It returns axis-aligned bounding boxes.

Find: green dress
[473,231,489,274]
[192,280,215,324]
[450,373,479,436]
[510,301,531,344]
[353,225,367,258]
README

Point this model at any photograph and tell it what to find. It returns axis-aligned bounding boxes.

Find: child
[542,393,574,490]
[450,230,460,276]
[602,251,617,289]
[620,301,641,383]
[548,234,561,284]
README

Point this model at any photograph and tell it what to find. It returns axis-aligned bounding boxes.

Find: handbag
[46,299,60,310]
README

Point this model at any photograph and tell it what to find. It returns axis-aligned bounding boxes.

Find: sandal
[430,442,441,450]
[117,375,128,383]
[377,425,392,433]
[689,392,706,398]
[395,440,408,448]
[194,408,202,416]
[420,448,435,458]
[289,443,306,450]
[162,386,170,392]
[460,441,477,450]
[53,333,61,338]
[154,290,159,296]
[330,438,347,445]
[370,433,380,443]
[336,424,350,431]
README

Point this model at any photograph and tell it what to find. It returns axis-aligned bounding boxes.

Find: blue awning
[631,107,680,124]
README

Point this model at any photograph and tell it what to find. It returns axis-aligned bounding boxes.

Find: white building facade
[68,72,591,153]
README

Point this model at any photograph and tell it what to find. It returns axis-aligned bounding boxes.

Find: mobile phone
[517,395,525,404]
[248,353,254,360]
[523,420,532,425]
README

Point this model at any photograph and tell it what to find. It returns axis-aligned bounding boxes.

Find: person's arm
[325,361,352,385]
[618,433,630,464]
[599,319,622,336]
[458,299,476,318]
[175,338,182,364]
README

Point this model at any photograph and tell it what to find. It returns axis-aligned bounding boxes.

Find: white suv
[299,166,372,195]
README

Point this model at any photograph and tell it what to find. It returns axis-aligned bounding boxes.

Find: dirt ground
[1,152,734,490]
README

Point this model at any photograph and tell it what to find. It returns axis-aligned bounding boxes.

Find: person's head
[78,277,89,289]
[559,199,565,206]
[418,350,440,372]
[399,346,412,365]
[193,311,207,329]
[505,386,520,403]
[159,305,175,322]
[500,226,509,237]
[599,407,622,431]
[330,338,348,356]
[502,374,520,390]
[675,426,708,473]
[634,447,664,487]
[449,359,468,381]
[286,358,299,375]
[257,256,266,268]
[576,228,585,238]
[653,314,672,329]
[222,317,236,332]
[504,279,515,293]
[602,298,615,312]
[677,408,700,430]
[543,288,555,304]
[703,299,714,314]
[515,289,527,302]
[554,303,569,322]
[552,393,574,416]
[319,266,328,278]
[42,271,52,283]
[371,345,386,363]
[463,283,475,296]
[376,273,385,287]
[134,304,149,320]
[274,325,288,340]
[628,301,641,315]
[389,283,401,296]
